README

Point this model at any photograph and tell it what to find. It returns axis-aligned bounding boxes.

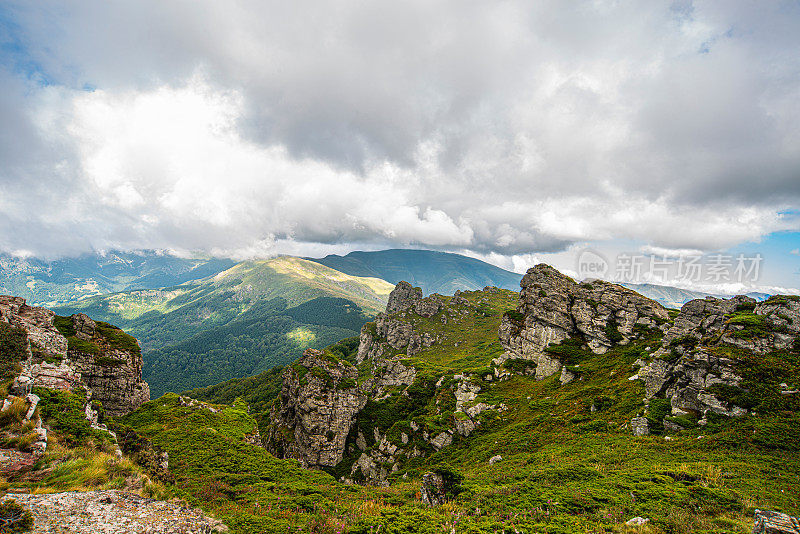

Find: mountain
[622,282,770,309]
[5,265,799,533]
[164,267,797,532]
[0,250,235,307]
[309,248,522,295]
[53,257,394,396]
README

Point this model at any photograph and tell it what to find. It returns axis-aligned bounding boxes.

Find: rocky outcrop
[499,264,668,379]
[0,296,67,358]
[1,296,149,416]
[656,295,800,357]
[631,295,800,432]
[65,316,150,417]
[267,349,367,468]
[386,281,423,313]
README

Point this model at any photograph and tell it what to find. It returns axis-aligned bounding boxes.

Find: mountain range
[53,257,393,396]
[309,249,522,295]
[0,251,234,307]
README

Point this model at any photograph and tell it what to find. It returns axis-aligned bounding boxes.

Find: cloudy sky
[1,1,799,290]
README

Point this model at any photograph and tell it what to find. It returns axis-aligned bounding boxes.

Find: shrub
[0,499,33,533]
[0,322,27,380]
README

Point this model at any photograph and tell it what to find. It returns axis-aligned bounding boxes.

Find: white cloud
[1,1,799,262]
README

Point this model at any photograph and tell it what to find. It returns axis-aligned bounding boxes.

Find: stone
[488,455,502,465]
[752,509,800,534]
[266,349,367,468]
[627,517,650,526]
[420,472,447,506]
[414,295,443,318]
[24,393,39,421]
[2,490,227,533]
[430,431,453,450]
[560,366,576,385]
[498,265,667,379]
[386,281,423,314]
[631,416,650,436]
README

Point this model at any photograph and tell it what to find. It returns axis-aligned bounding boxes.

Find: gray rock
[266,349,367,468]
[631,416,650,436]
[488,455,502,465]
[752,509,800,534]
[386,281,423,314]
[498,265,667,379]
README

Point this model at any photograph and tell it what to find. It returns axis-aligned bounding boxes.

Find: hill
[622,282,771,309]
[0,250,235,307]
[309,248,521,295]
[53,257,394,396]
[180,267,799,533]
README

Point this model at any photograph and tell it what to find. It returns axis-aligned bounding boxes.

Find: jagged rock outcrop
[386,281,423,313]
[499,264,668,379]
[267,349,367,468]
[656,295,800,356]
[0,296,149,416]
[65,315,150,417]
[0,296,67,358]
[633,294,800,430]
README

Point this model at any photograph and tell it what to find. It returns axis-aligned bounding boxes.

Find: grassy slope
[171,287,800,533]
[52,258,394,396]
[310,249,522,295]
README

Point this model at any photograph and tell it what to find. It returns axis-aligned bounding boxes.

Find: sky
[0,1,799,291]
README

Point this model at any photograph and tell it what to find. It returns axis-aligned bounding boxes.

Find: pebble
[2,490,228,534]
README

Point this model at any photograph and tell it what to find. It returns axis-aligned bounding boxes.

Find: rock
[430,431,453,450]
[627,517,650,526]
[752,509,800,534]
[498,265,667,379]
[1,296,149,416]
[386,281,423,313]
[24,393,39,421]
[631,416,650,436]
[1,490,227,533]
[488,455,502,465]
[266,349,367,468]
[414,295,443,318]
[71,313,96,340]
[559,366,576,385]
[0,296,67,358]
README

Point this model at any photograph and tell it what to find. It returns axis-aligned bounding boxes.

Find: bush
[0,322,27,380]
[0,499,33,533]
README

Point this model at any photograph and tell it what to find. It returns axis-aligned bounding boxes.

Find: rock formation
[385,281,423,313]
[1,296,150,416]
[499,264,668,379]
[752,509,800,534]
[634,294,800,428]
[266,349,367,468]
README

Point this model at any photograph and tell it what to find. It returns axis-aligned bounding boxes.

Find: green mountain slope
[54,257,394,396]
[178,277,799,533]
[0,250,235,307]
[309,248,522,295]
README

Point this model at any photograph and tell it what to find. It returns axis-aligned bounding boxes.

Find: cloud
[1,1,799,259]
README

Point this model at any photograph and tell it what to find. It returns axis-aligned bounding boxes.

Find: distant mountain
[0,251,235,307]
[53,257,394,396]
[309,249,521,295]
[621,282,770,309]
